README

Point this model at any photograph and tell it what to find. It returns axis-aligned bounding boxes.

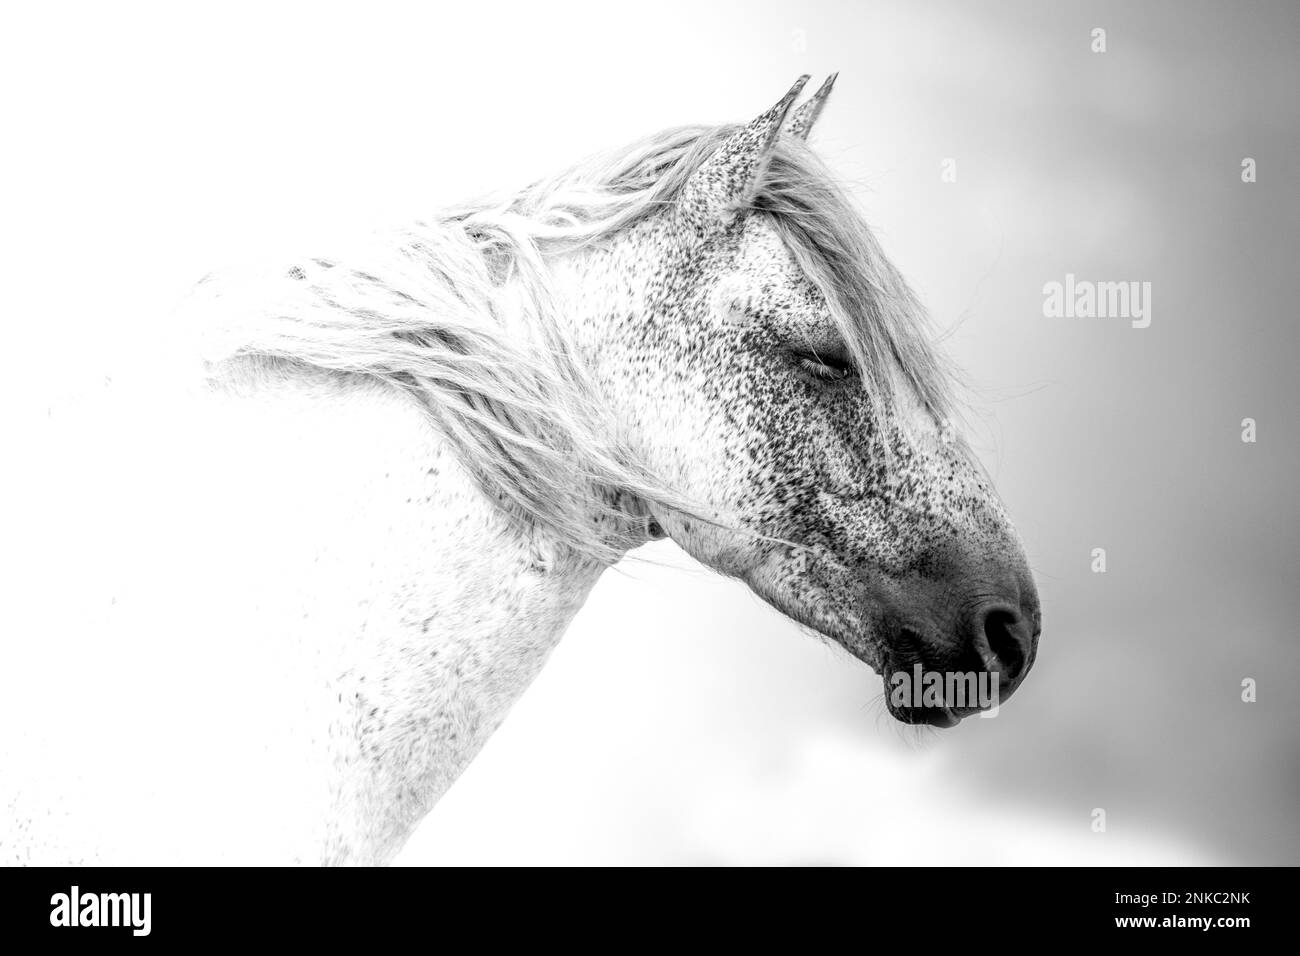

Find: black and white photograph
[0,0,1295,928]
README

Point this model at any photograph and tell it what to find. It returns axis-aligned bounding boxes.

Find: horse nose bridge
[914,533,1032,605]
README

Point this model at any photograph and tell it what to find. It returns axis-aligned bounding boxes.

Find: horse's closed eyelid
[788,345,857,381]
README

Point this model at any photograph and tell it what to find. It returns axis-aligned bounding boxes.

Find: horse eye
[791,348,856,383]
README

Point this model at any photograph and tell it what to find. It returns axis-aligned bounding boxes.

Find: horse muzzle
[880,577,1041,727]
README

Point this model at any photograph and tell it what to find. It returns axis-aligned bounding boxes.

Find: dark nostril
[981,608,1030,682]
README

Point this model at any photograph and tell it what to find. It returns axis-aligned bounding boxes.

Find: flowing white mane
[189,124,956,562]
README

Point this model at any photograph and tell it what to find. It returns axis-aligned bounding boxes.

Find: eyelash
[793,351,856,383]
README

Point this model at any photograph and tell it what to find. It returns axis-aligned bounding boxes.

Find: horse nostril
[980,608,1031,683]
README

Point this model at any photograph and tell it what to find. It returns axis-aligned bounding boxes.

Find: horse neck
[192,360,623,863]
[177,233,653,863]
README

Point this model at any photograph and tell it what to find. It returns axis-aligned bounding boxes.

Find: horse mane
[189,124,956,563]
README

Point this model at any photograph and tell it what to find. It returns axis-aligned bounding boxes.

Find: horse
[0,75,1040,865]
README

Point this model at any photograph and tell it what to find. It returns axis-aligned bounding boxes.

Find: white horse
[0,75,1039,864]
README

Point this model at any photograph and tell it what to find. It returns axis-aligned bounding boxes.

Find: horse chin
[733,555,881,667]
[755,586,891,677]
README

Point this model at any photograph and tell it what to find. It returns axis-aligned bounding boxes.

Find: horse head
[561,76,1041,725]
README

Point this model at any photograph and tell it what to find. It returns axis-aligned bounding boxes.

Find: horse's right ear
[677,75,809,228]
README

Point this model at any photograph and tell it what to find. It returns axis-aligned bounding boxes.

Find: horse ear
[678,75,810,226]
[784,72,837,141]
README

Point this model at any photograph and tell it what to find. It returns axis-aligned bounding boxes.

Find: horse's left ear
[784,72,837,141]
[678,75,809,227]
